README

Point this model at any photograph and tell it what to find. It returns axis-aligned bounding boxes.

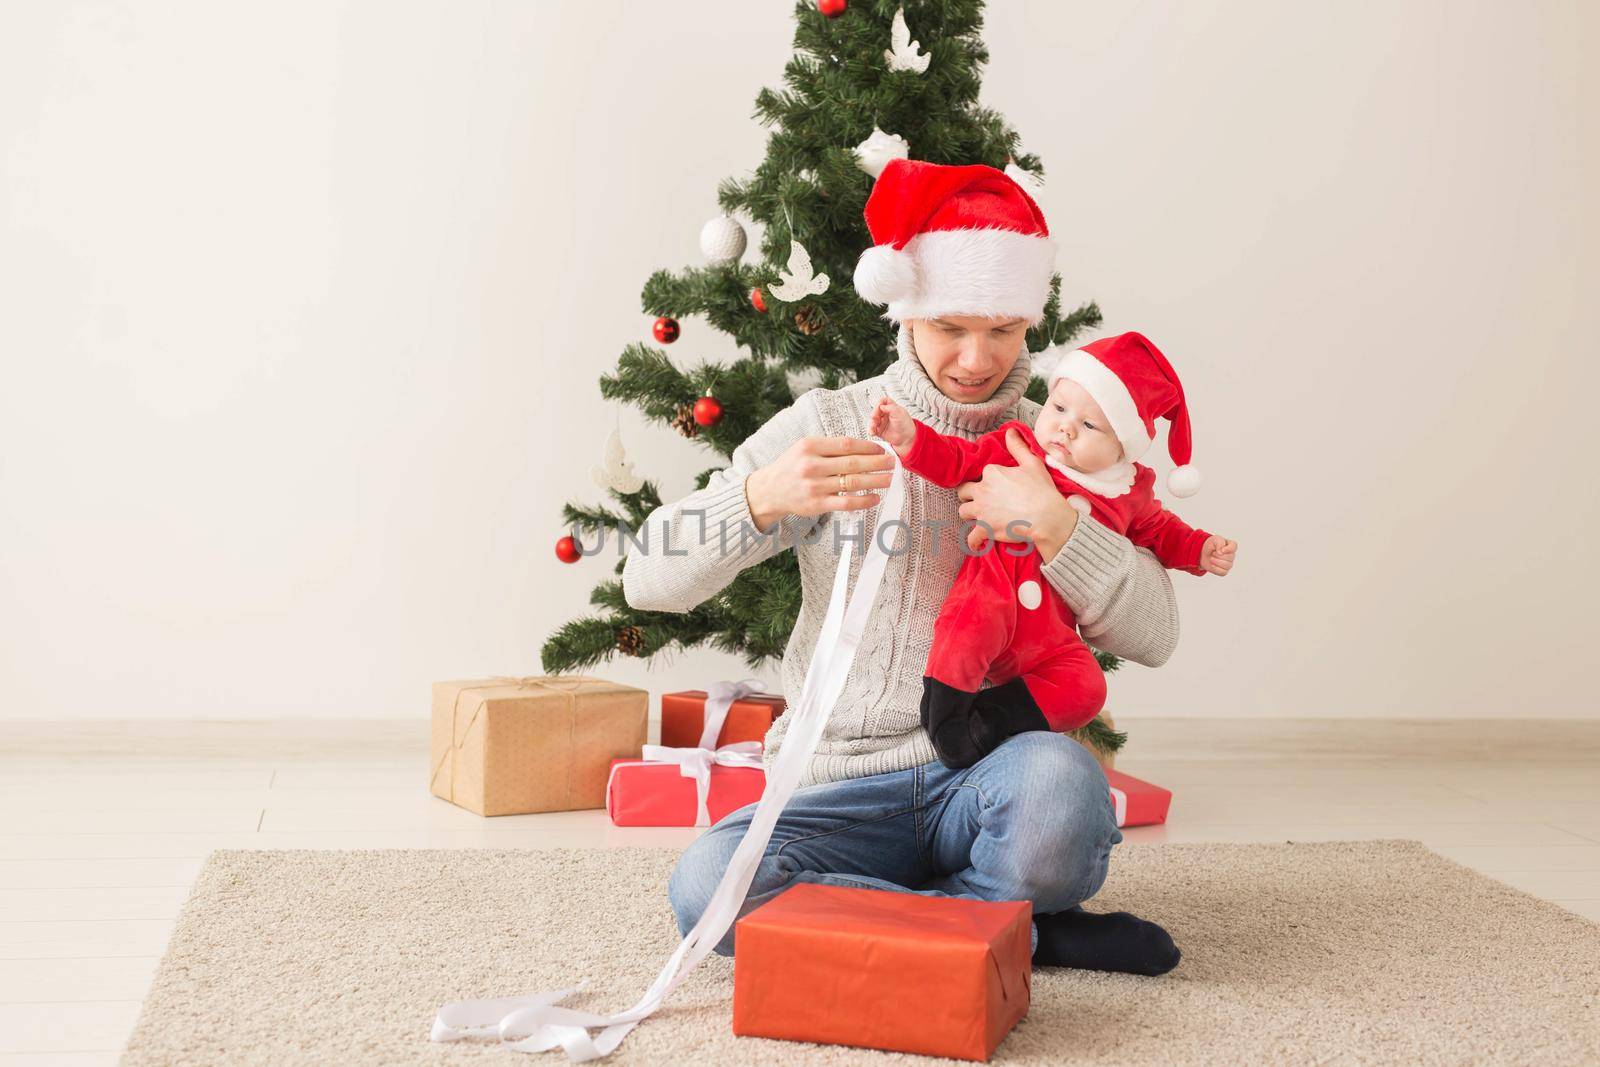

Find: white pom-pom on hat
[853,243,920,306]
[1167,464,1202,498]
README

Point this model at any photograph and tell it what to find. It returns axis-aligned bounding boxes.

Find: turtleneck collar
[883,322,1034,436]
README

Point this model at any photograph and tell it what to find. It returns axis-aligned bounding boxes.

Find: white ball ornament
[1031,344,1070,385]
[699,214,747,264]
[1167,464,1202,498]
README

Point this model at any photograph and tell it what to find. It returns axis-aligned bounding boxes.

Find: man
[621,159,1182,976]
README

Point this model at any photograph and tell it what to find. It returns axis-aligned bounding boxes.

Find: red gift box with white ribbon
[1105,767,1172,828]
[606,754,765,828]
[605,679,772,828]
[659,688,785,749]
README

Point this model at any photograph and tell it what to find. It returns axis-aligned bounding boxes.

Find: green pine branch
[1071,715,1129,757]
[560,482,661,536]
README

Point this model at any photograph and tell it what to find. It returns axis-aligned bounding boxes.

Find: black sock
[1032,905,1182,976]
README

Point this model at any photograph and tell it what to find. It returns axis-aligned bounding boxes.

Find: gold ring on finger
[838,473,849,494]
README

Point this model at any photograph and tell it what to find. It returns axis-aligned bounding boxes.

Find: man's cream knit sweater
[621,326,1180,788]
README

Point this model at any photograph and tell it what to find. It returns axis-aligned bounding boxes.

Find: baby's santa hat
[853,158,1058,325]
[1046,332,1203,497]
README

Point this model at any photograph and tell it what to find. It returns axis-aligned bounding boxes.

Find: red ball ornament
[692,394,724,428]
[652,316,679,344]
[554,534,581,563]
[817,0,847,17]
[750,287,767,313]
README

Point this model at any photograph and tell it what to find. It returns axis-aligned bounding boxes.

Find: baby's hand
[870,395,917,455]
[1200,535,1237,576]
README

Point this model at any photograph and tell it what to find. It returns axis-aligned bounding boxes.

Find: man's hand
[744,435,895,533]
[1199,535,1237,576]
[955,427,1078,557]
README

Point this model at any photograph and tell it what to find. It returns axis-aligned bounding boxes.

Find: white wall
[2,1,1594,721]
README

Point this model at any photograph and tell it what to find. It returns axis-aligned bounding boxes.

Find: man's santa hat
[1046,332,1203,497]
[853,158,1057,325]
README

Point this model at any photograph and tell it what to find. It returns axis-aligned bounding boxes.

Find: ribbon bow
[613,677,768,828]
[694,678,768,749]
[635,741,764,828]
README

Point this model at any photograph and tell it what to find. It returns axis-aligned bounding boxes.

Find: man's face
[908,315,1029,403]
[1034,377,1125,473]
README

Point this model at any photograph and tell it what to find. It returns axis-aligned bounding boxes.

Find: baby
[869,331,1238,770]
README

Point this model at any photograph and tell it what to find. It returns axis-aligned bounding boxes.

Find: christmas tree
[540,0,1125,759]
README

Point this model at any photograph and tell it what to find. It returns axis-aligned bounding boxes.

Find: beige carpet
[121,841,1600,1066]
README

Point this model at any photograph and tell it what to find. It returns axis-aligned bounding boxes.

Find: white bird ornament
[768,240,830,302]
[590,428,645,495]
[885,8,930,74]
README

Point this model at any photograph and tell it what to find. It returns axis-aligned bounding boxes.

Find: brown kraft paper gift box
[430,675,647,816]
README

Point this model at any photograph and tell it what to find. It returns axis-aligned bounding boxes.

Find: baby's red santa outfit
[902,331,1214,768]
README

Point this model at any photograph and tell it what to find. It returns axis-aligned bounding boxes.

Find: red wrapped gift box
[659,689,786,749]
[732,883,1031,1061]
[605,757,766,827]
[1106,767,1173,828]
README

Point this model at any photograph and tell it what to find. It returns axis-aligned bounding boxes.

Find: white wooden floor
[2,720,1598,1065]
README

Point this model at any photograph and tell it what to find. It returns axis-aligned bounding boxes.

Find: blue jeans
[667,730,1124,958]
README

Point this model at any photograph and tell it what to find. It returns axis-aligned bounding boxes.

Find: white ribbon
[430,441,905,1061]
[1109,785,1127,827]
[695,678,769,750]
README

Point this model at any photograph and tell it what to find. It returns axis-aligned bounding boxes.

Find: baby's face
[1034,378,1124,473]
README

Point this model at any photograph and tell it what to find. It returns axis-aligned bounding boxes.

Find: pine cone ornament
[794,304,827,335]
[671,403,700,438]
[616,624,645,656]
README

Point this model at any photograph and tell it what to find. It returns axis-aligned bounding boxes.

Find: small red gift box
[1106,767,1172,828]
[605,757,766,827]
[659,689,786,749]
[732,883,1031,1061]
